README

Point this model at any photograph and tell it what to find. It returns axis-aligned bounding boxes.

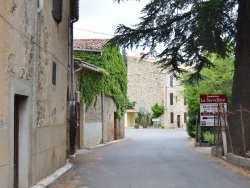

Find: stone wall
[127,56,165,124]
[79,95,124,148]
[127,56,187,128]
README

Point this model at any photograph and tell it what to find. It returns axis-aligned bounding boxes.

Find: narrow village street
[50,128,250,188]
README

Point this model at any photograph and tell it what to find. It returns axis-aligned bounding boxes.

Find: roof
[73,39,109,51]
[74,58,102,73]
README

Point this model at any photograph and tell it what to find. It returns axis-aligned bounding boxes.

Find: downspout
[101,51,105,144]
[69,5,79,155]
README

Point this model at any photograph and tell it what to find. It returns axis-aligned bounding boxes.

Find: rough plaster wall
[32,0,70,184]
[85,95,102,123]
[35,0,69,128]
[0,1,37,187]
[127,56,165,119]
[0,1,11,130]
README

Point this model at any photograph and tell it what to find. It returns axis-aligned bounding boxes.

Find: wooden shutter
[52,0,62,23]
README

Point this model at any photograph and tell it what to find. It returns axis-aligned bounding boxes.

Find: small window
[170,93,173,105]
[184,97,186,105]
[170,75,174,87]
[52,0,62,23]
[52,61,56,85]
[170,112,174,123]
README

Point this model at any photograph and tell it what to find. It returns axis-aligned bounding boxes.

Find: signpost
[200,94,227,126]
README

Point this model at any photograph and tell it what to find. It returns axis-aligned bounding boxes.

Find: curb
[31,163,73,188]
[87,138,128,150]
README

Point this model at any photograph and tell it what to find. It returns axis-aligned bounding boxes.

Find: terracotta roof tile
[73,39,109,51]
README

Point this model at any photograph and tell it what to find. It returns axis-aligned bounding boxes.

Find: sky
[73,0,150,56]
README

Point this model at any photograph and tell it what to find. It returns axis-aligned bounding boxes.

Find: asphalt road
[50,128,250,188]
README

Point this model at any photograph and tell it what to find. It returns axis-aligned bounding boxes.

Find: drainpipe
[101,51,105,144]
[69,14,79,155]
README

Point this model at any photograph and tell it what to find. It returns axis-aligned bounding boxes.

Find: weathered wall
[0,1,70,187]
[103,96,117,142]
[82,95,103,148]
[127,56,187,128]
[127,56,165,124]
[0,1,11,187]
[31,0,70,184]
[79,94,124,148]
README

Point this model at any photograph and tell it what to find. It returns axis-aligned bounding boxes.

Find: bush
[151,103,164,118]
[203,131,215,145]
[136,112,151,127]
[186,117,196,138]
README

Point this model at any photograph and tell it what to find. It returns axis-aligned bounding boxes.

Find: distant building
[126,56,187,128]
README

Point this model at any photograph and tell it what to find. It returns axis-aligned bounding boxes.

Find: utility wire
[73,27,115,37]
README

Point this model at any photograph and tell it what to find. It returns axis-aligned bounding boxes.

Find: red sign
[200,94,227,126]
[200,94,227,104]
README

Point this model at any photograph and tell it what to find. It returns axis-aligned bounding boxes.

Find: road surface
[50,128,250,188]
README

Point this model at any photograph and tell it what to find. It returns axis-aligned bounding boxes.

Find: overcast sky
[73,0,149,39]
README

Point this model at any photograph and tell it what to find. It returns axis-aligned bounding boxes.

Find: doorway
[13,94,29,188]
[14,95,19,188]
[114,112,117,140]
[177,115,180,128]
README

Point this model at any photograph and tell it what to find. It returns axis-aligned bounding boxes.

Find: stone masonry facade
[127,56,187,128]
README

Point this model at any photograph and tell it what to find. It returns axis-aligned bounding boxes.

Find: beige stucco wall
[0,1,11,187]
[0,1,70,187]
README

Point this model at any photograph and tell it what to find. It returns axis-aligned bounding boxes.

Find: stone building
[0,1,79,187]
[126,56,187,128]
[73,39,125,149]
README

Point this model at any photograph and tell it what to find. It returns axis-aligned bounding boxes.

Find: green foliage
[102,45,128,118]
[110,0,236,80]
[186,116,196,138]
[157,123,165,129]
[203,131,215,145]
[135,112,151,127]
[78,73,103,108]
[74,51,103,67]
[151,103,165,118]
[183,55,234,137]
[75,45,128,118]
[127,101,136,109]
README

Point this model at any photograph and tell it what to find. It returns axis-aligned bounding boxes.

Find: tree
[183,55,234,138]
[111,0,250,156]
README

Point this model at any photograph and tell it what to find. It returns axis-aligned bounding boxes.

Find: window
[170,75,174,87]
[170,93,173,105]
[52,61,56,85]
[184,97,186,105]
[184,112,187,123]
[170,112,174,123]
[52,0,62,23]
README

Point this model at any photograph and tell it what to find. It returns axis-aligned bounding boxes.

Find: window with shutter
[52,61,57,85]
[170,112,174,123]
[52,0,62,23]
[170,93,173,105]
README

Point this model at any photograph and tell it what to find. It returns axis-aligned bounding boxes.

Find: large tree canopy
[112,0,236,80]
[112,0,250,156]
